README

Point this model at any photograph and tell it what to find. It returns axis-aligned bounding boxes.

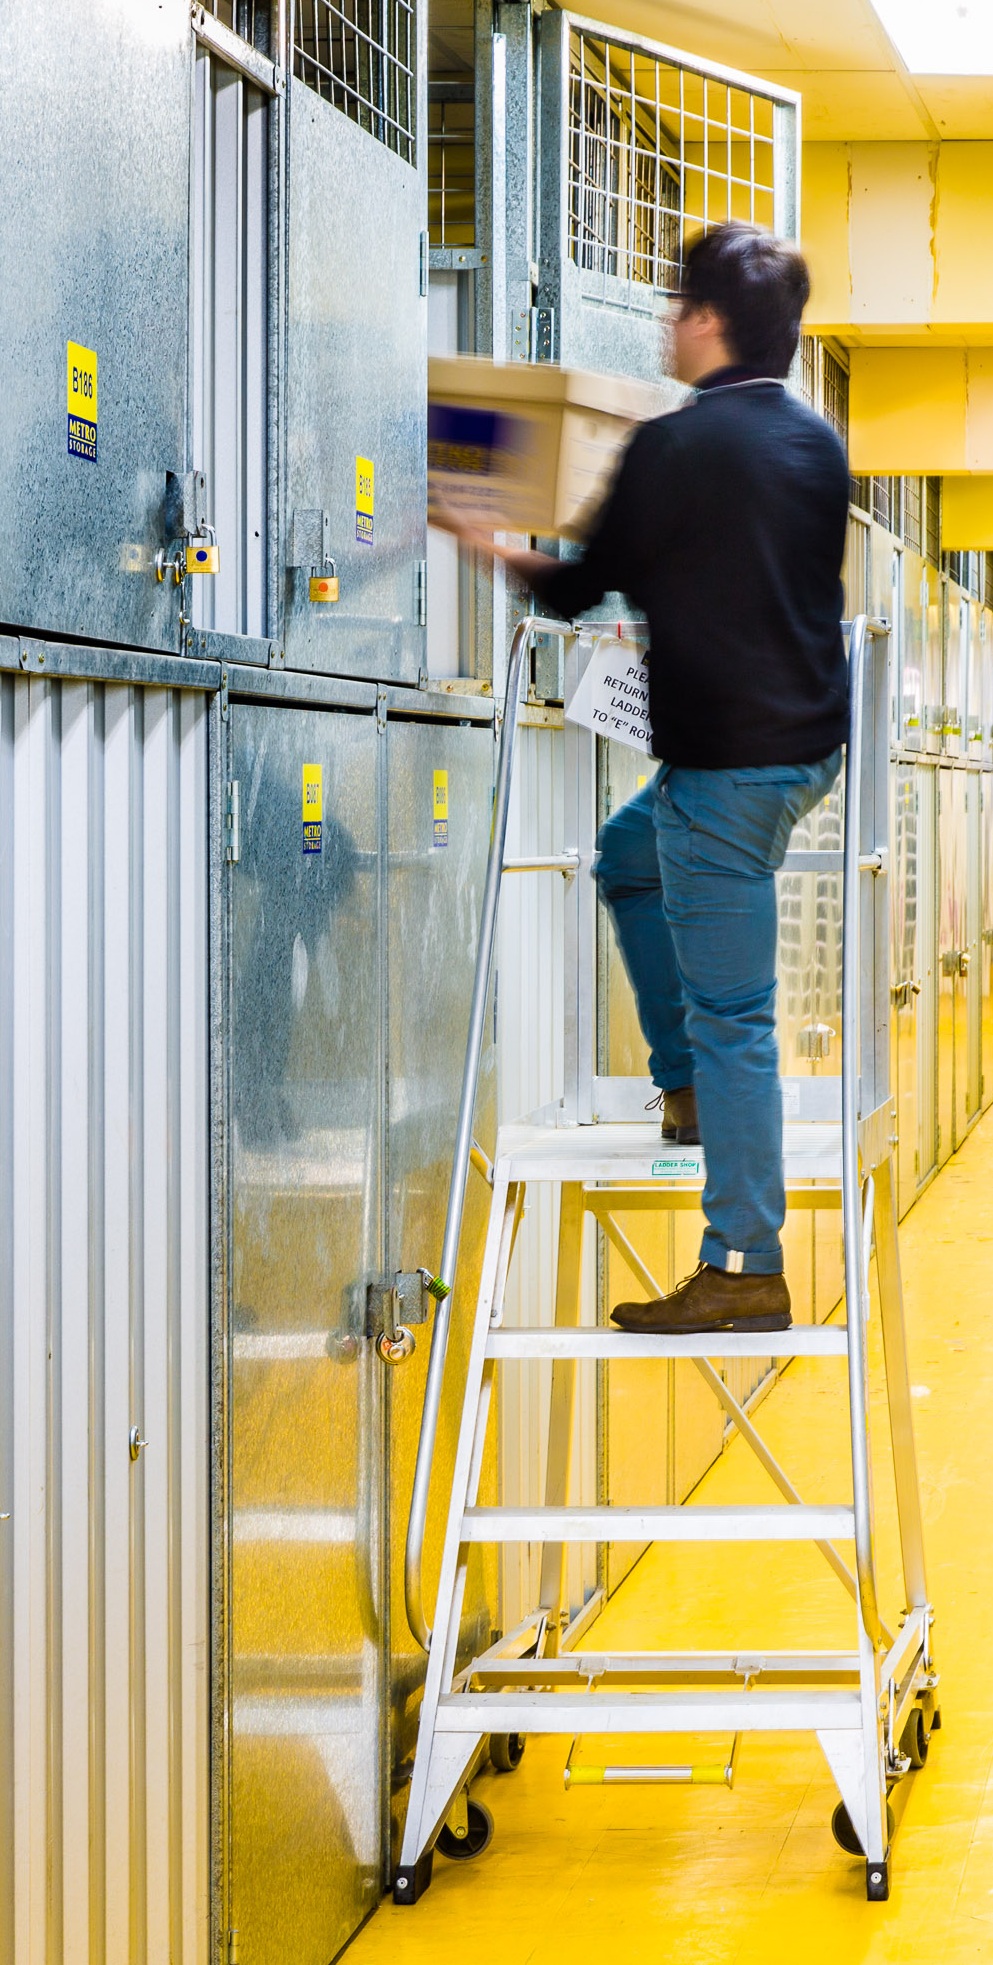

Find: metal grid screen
[902,476,923,555]
[567,28,779,295]
[206,0,269,48]
[925,478,941,568]
[295,0,415,164]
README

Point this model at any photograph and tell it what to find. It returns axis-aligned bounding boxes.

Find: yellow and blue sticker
[355,456,374,545]
[302,762,323,854]
[433,768,449,848]
[67,341,98,462]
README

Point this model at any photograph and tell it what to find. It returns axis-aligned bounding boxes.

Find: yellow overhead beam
[942,478,993,550]
[849,349,993,473]
[803,141,993,341]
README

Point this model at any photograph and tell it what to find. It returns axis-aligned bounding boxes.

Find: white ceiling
[577,0,993,138]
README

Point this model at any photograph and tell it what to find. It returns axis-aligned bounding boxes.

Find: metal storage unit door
[943,584,969,757]
[900,551,927,750]
[0,669,209,1965]
[226,702,385,1961]
[984,776,993,1111]
[0,1,189,653]
[892,765,922,1212]
[384,713,498,1849]
[922,564,944,753]
[283,5,428,682]
[191,47,269,641]
[937,767,968,1161]
[966,771,983,1128]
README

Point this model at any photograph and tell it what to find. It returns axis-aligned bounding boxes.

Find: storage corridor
[355,1112,993,1963]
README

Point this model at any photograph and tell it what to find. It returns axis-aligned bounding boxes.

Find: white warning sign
[565,643,653,755]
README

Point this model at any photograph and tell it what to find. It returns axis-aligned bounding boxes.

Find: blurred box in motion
[428,356,666,540]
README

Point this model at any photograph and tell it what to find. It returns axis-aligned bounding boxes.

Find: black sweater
[533,373,851,768]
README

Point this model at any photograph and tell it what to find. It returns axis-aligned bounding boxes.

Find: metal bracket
[225,780,241,864]
[377,687,388,734]
[289,509,332,570]
[220,666,230,724]
[366,1271,442,1335]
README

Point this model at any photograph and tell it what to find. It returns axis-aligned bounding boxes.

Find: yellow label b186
[433,768,449,849]
[302,763,323,854]
[67,341,98,462]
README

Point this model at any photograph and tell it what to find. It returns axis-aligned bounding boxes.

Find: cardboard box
[428,356,667,540]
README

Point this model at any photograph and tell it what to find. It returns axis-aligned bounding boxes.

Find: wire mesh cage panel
[565,22,789,302]
[205,0,270,48]
[902,476,923,555]
[926,477,942,568]
[428,91,474,243]
[822,347,849,448]
[295,0,416,164]
[797,333,818,410]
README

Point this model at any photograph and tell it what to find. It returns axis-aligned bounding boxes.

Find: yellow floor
[356,1113,993,1964]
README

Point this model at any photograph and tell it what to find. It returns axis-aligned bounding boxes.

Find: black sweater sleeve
[531,419,673,621]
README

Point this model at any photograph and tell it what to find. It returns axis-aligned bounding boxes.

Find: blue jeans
[595,752,842,1276]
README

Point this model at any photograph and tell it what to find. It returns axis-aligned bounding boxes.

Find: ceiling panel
[572,0,987,141]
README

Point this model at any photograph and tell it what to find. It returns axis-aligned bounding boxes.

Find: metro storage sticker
[432,768,449,848]
[355,456,374,544]
[67,341,98,461]
[302,762,323,854]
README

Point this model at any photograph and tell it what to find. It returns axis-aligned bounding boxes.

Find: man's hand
[428,498,560,587]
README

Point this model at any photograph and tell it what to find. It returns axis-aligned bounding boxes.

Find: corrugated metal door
[0,671,209,1965]
[227,701,385,1963]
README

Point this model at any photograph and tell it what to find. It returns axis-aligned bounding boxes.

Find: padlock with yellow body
[185,537,220,574]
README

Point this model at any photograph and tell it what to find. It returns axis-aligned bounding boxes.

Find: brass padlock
[309,561,339,603]
[186,530,219,575]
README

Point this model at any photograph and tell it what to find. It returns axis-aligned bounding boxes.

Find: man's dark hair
[680,223,810,378]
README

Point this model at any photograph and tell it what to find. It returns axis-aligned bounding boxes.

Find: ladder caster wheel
[436,1800,494,1862]
[900,1705,929,1769]
[866,1859,890,1902]
[490,1733,526,1773]
[831,1800,895,1856]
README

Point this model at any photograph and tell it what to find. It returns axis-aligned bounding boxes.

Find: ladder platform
[486,1325,849,1360]
[435,1689,864,1733]
[494,1119,842,1187]
[466,1650,862,1686]
[462,1504,855,1543]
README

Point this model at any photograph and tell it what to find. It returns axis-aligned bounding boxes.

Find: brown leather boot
[611,1263,791,1334]
[645,1085,700,1145]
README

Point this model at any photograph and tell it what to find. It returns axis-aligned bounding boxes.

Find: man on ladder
[440,223,850,1336]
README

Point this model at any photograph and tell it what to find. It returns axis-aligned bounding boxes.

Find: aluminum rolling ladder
[395,614,937,1906]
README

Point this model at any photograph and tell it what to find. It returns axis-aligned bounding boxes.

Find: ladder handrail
[406,610,891,1658]
[841,611,888,1651]
[405,613,574,1652]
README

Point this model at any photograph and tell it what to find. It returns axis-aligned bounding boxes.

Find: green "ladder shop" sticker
[652,1155,703,1178]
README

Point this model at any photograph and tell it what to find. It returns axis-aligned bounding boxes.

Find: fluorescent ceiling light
[871,0,993,73]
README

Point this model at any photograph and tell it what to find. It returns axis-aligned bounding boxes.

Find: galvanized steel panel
[283,92,427,680]
[227,702,384,1960]
[0,671,209,1965]
[384,716,498,1842]
[0,2,190,652]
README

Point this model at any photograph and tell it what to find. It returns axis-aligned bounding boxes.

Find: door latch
[367,1269,449,1364]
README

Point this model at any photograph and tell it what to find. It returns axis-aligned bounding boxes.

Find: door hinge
[419,229,429,297]
[416,558,427,627]
[226,1930,240,1965]
[225,780,241,864]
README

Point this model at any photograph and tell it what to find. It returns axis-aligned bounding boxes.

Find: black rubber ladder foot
[866,1856,890,1902]
[393,1850,434,1905]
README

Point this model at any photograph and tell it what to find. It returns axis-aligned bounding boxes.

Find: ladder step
[436,1689,863,1733]
[461,1504,854,1543]
[486,1326,849,1360]
[466,1650,861,1687]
